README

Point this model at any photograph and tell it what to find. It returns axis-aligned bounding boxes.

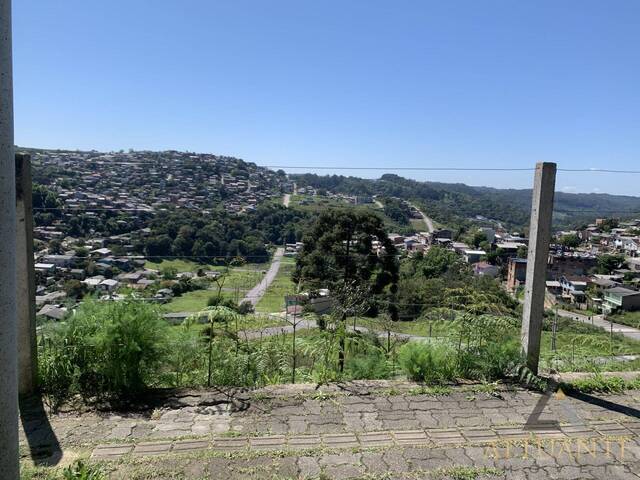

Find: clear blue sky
[13,1,640,195]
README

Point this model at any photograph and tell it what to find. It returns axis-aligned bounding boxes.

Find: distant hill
[292,173,640,231]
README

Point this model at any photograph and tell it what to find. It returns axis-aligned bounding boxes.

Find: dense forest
[138,204,310,263]
[292,173,640,230]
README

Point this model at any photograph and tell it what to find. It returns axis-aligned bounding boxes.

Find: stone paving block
[494,426,530,440]
[392,430,428,445]
[461,427,498,443]
[560,424,598,438]
[428,428,465,444]
[358,431,394,447]
[91,444,133,459]
[172,439,209,453]
[323,433,359,448]
[287,434,321,450]
[133,441,172,456]
[212,437,249,451]
[592,421,631,436]
[249,435,286,450]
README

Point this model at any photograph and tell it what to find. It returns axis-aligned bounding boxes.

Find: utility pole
[0,0,19,477]
[521,162,556,374]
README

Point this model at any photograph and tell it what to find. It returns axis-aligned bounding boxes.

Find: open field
[158,264,268,313]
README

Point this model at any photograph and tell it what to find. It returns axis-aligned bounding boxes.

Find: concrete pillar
[0,0,19,477]
[16,153,37,395]
[521,162,556,374]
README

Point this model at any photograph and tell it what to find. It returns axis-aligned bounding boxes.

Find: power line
[557,168,640,174]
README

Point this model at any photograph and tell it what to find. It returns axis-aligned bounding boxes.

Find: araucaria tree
[294,209,399,371]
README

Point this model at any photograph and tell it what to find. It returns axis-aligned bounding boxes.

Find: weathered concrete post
[0,0,19,477]
[521,162,556,374]
[16,153,37,395]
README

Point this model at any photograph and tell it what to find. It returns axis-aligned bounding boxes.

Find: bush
[457,339,521,381]
[237,300,255,315]
[39,300,169,402]
[207,295,238,309]
[346,350,390,380]
[398,342,456,383]
[62,460,105,480]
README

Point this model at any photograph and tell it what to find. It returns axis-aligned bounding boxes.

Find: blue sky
[12,1,640,195]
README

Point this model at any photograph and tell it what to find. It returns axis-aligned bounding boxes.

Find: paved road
[407,201,434,233]
[242,247,284,307]
[556,308,640,341]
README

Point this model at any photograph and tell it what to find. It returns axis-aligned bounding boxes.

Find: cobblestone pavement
[19,381,640,479]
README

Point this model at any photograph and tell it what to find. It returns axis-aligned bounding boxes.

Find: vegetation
[39,300,169,407]
[564,374,640,394]
[292,172,640,229]
[596,253,626,274]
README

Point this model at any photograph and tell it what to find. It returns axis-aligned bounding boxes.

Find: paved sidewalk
[20,381,640,479]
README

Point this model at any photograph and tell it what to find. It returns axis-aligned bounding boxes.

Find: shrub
[237,300,255,315]
[346,350,390,380]
[398,341,456,383]
[207,295,238,310]
[457,339,521,381]
[39,299,169,402]
[62,460,105,480]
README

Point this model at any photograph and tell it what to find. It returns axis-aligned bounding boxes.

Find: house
[545,280,562,297]
[473,262,499,277]
[463,249,486,264]
[97,278,119,293]
[559,276,590,305]
[35,291,67,307]
[70,269,86,280]
[83,276,105,289]
[42,254,75,268]
[615,238,639,257]
[388,234,405,245]
[603,287,640,313]
[36,304,68,321]
[91,247,112,258]
[34,263,56,275]
[506,258,527,291]
[546,252,597,280]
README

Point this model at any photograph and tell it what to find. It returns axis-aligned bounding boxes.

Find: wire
[557,168,640,174]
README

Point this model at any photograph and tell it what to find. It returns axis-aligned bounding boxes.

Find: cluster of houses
[507,219,640,314]
[381,225,527,275]
[30,149,286,215]
[29,148,297,321]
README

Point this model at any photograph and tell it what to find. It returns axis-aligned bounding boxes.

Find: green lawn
[157,264,268,313]
[163,290,214,313]
[610,311,640,329]
[255,256,297,313]
[145,258,210,273]
[410,218,428,231]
